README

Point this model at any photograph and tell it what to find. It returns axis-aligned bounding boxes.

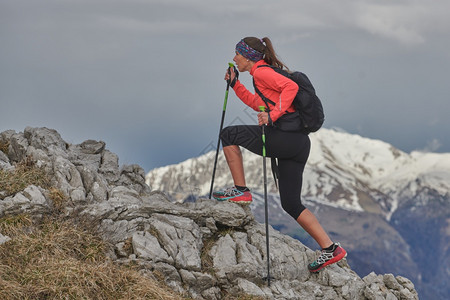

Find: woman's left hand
[258,112,269,126]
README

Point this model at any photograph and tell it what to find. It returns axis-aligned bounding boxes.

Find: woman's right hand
[225,66,238,87]
[224,67,235,82]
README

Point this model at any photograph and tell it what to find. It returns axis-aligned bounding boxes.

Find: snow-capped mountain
[146,128,450,300]
[146,128,449,218]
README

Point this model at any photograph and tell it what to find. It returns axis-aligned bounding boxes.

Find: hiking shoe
[308,243,347,273]
[212,187,252,204]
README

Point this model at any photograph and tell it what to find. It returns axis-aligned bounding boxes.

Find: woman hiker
[212,36,347,272]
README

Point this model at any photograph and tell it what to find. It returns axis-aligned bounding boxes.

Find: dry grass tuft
[200,236,216,274]
[0,140,9,154]
[0,214,33,236]
[0,216,183,300]
[47,187,68,211]
[0,157,51,198]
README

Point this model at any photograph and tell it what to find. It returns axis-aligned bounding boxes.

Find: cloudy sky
[1,0,449,172]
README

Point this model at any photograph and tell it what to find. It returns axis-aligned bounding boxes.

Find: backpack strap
[252,64,277,112]
[252,79,276,110]
[253,64,294,114]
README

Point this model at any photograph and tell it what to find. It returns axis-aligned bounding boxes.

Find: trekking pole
[259,105,271,286]
[209,63,234,199]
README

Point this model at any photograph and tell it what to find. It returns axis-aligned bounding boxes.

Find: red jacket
[232,60,298,123]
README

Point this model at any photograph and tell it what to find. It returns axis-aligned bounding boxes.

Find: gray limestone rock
[0,233,11,245]
[0,127,420,300]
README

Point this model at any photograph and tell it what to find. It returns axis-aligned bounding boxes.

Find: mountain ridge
[146,128,450,215]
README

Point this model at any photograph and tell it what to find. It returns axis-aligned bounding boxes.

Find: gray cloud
[1,0,449,171]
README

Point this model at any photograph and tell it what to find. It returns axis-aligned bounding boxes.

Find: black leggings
[221,125,310,219]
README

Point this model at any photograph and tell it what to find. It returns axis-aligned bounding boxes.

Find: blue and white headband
[235,39,264,62]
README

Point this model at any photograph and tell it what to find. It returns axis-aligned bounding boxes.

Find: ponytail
[243,37,288,70]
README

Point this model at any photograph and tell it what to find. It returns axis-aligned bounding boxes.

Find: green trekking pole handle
[209,63,235,199]
[222,63,234,111]
[259,105,271,286]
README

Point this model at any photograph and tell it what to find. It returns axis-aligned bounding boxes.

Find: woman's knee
[281,200,306,220]
[220,126,235,147]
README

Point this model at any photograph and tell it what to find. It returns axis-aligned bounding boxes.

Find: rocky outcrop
[0,127,419,300]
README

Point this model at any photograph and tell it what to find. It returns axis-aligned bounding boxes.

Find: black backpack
[253,65,325,133]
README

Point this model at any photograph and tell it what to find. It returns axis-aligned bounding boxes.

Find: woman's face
[233,52,253,72]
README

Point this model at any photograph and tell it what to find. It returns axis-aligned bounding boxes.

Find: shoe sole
[212,197,252,205]
[227,199,252,205]
[213,198,228,202]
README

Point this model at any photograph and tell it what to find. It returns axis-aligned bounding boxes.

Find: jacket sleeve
[253,68,298,122]
[232,80,263,112]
